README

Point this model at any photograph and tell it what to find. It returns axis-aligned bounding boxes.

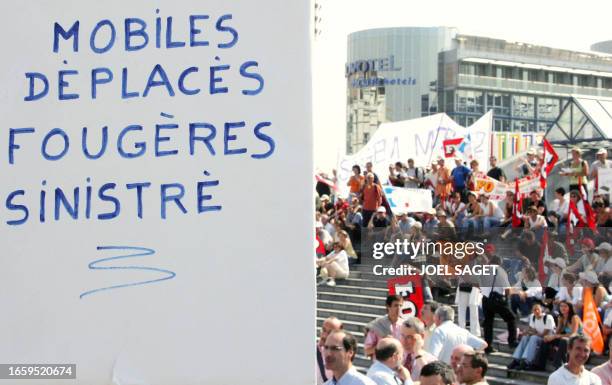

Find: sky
[312,0,612,171]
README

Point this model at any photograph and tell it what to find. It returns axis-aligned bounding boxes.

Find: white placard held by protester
[383,186,433,214]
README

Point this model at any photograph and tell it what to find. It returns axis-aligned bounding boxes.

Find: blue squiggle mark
[79,246,176,299]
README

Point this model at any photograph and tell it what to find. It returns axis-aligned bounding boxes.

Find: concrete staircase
[316,237,605,385]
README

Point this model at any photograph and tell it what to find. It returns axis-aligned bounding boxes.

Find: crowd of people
[315,147,611,384]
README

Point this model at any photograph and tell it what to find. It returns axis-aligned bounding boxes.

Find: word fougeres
[4,118,276,226]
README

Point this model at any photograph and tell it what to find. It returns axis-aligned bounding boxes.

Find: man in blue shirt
[450,157,471,202]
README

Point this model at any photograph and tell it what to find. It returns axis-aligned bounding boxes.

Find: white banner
[383,186,433,214]
[473,175,511,201]
[599,168,612,196]
[0,1,313,384]
[518,174,541,197]
[337,112,492,197]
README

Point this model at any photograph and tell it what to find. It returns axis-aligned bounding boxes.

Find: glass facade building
[346,28,612,154]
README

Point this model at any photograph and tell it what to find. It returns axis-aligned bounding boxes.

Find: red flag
[315,173,338,192]
[540,139,559,189]
[388,275,424,319]
[578,177,597,230]
[443,137,464,158]
[512,179,522,227]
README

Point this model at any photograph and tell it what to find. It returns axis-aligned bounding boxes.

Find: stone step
[317,284,390,297]
[317,292,388,307]
[317,307,382,325]
[343,277,390,289]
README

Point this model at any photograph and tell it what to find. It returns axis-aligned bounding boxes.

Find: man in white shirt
[427,305,487,363]
[366,337,412,385]
[591,148,611,180]
[548,335,602,385]
[323,330,376,385]
[508,303,555,370]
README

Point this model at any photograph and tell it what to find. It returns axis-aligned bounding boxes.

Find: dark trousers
[538,338,569,369]
[362,210,374,227]
[483,294,517,347]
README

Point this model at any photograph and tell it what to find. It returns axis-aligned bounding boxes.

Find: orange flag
[582,287,604,354]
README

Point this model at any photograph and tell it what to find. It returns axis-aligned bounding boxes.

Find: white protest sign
[598,168,612,196]
[473,176,511,201]
[337,112,492,197]
[0,1,313,384]
[383,186,433,214]
[518,174,541,197]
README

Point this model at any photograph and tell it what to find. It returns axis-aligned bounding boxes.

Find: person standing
[480,255,517,353]
[590,148,611,182]
[435,158,452,205]
[487,156,506,182]
[362,173,383,227]
[450,157,471,201]
[560,147,589,194]
[405,158,423,189]
[348,165,365,198]
[547,335,602,385]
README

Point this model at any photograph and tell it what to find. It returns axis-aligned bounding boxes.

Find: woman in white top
[480,194,504,233]
[524,205,547,240]
[547,187,569,231]
[554,272,583,309]
[316,242,349,287]
[544,258,566,311]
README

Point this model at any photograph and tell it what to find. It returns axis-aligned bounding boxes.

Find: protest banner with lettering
[0,1,313,384]
[517,174,541,197]
[383,186,433,214]
[388,275,424,318]
[336,111,492,197]
[473,176,511,201]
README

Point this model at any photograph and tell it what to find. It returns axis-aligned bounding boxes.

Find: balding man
[366,337,412,385]
[427,305,487,363]
[323,330,376,385]
[450,344,475,378]
[318,317,343,384]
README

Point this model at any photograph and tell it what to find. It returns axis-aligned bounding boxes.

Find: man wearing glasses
[456,352,489,385]
[323,330,376,385]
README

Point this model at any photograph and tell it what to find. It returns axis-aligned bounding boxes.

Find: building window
[512,95,535,119]
[538,122,552,132]
[487,93,511,116]
[512,120,535,133]
[456,90,484,113]
[536,97,560,120]
[459,63,475,75]
[494,119,511,132]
